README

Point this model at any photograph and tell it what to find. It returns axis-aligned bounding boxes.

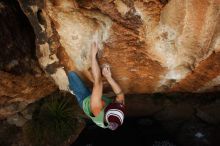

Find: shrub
[23,94,77,146]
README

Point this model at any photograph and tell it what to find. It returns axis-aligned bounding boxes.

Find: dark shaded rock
[0,120,21,146]
[159,0,169,5]
[176,119,220,146]
[0,0,36,75]
[196,101,220,125]
[0,0,57,119]
[125,94,164,117]
[154,102,194,133]
[7,113,27,127]
[155,102,194,121]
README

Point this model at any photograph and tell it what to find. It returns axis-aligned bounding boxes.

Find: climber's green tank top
[82,96,113,128]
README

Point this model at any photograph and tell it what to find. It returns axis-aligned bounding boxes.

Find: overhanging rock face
[18,0,220,93]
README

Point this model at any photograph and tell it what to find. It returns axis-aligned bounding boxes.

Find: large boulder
[17,0,220,94]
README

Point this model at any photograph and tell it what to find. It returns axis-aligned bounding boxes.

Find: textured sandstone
[0,71,57,119]
[0,0,57,119]
[16,0,220,94]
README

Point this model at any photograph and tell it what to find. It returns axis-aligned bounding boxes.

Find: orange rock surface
[18,0,220,93]
[0,72,57,118]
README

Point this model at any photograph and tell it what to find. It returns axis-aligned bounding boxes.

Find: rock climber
[60,42,125,130]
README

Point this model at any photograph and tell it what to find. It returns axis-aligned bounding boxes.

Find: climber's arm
[102,66,125,104]
[90,43,103,116]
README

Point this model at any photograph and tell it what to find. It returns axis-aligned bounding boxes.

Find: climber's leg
[68,71,91,108]
[57,45,92,108]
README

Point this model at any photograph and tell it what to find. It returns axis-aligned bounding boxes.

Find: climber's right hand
[102,64,112,79]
